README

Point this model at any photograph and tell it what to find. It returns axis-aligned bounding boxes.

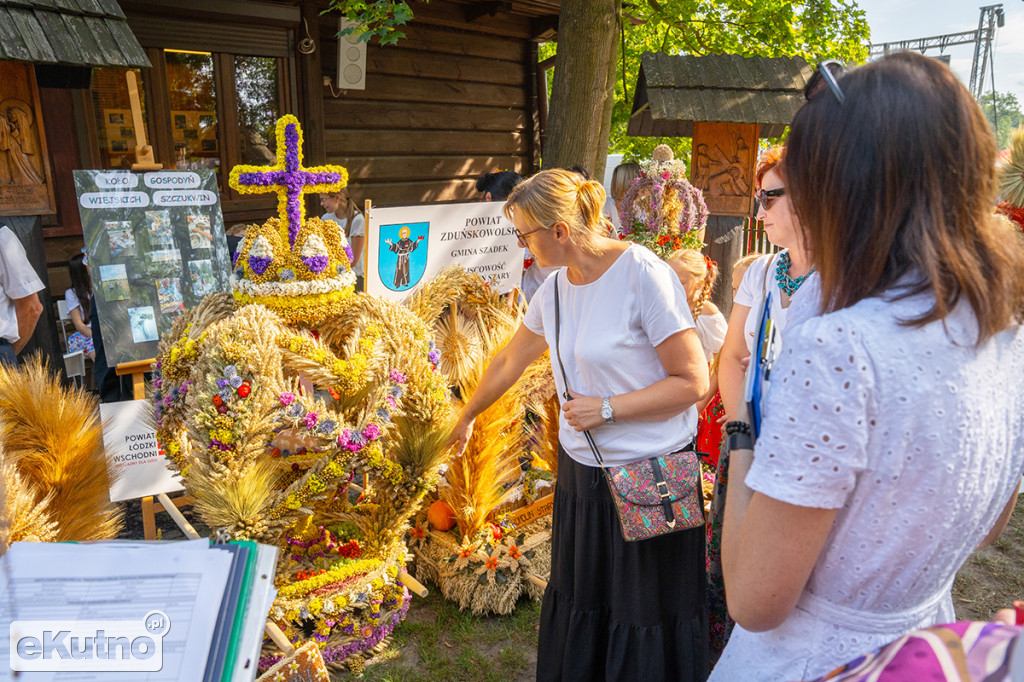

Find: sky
[855,0,1024,105]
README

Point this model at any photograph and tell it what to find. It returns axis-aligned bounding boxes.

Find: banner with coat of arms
[365,202,523,302]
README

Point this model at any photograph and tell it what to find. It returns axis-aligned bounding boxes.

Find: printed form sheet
[0,541,231,681]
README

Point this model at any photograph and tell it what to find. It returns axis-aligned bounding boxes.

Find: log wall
[317,2,542,207]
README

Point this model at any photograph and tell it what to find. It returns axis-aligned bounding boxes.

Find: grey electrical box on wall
[337,19,367,91]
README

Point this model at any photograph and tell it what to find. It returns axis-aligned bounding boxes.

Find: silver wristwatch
[601,397,615,423]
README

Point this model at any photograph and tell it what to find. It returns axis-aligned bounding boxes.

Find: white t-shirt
[734,251,819,354]
[523,244,697,466]
[322,212,365,277]
[0,226,44,343]
[712,292,1024,680]
[694,310,728,363]
[64,288,83,318]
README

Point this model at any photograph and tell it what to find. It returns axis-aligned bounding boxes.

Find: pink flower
[279,392,295,406]
[388,369,407,384]
[662,171,671,180]
[362,423,381,441]
[304,412,318,429]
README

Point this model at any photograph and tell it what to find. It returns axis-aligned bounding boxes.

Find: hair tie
[704,255,717,269]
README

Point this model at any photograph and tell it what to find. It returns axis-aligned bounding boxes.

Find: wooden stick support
[363,198,371,283]
[126,71,160,170]
[397,568,428,598]
[526,573,548,590]
[264,622,295,657]
[115,358,156,401]
[141,493,198,540]
[156,492,200,539]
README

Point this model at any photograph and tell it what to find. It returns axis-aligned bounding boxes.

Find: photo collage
[92,196,227,345]
[76,169,232,366]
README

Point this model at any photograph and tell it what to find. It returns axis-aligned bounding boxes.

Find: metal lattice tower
[868,4,1007,100]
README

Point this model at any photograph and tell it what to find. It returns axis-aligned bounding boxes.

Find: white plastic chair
[63,351,85,388]
[57,299,86,388]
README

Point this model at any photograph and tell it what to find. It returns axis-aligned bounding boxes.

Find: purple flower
[302,255,329,273]
[344,245,354,264]
[389,385,403,399]
[376,408,391,423]
[153,376,163,389]
[248,255,272,275]
[428,350,440,365]
[179,383,189,395]
[229,375,243,389]
[288,403,304,418]
[318,419,336,434]
[304,412,319,429]
[363,423,381,441]
[216,378,228,389]
[388,369,407,384]
[279,268,295,282]
[224,365,238,378]
[279,392,295,406]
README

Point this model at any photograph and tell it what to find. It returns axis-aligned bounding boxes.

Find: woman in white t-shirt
[713,53,1024,680]
[717,146,816,423]
[451,169,710,681]
[319,190,364,289]
[64,252,95,361]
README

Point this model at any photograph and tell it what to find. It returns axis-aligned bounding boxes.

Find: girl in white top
[319,190,363,283]
[451,169,711,680]
[64,252,95,361]
[713,53,1024,681]
[718,145,816,423]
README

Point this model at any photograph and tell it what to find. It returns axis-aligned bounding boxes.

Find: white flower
[250,235,274,259]
[300,234,328,259]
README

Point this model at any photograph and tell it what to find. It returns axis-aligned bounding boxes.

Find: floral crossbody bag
[552,273,704,542]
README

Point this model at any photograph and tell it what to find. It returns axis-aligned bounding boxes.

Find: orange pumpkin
[426,499,457,531]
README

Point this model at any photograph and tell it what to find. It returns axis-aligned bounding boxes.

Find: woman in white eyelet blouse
[711,53,1024,681]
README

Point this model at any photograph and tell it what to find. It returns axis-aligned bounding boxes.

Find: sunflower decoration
[619,144,708,258]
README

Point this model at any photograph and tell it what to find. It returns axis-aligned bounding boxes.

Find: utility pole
[868,4,1007,100]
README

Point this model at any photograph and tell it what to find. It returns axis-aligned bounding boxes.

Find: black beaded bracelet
[724,420,752,436]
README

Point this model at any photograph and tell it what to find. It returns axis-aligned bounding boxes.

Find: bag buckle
[656,480,670,500]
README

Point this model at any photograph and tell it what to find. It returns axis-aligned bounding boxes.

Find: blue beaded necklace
[775,251,814,296]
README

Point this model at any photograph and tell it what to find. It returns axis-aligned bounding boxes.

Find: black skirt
[537,445,709,682]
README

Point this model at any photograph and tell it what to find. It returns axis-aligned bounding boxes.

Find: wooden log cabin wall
[315,0,556,207]
[33,0,558,380]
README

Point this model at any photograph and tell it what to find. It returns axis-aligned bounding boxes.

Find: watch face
[601,400,612,420]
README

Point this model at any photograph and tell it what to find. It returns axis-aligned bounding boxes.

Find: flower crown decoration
[619,144,708,258]
[997,124,1024,236]
[228,115,357,326]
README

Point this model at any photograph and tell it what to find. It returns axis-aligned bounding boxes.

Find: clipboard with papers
[743,290,778,440]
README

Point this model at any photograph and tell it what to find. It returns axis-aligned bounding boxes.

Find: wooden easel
[115,72,197,540]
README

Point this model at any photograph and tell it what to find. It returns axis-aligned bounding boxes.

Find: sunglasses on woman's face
[755,187,786,211]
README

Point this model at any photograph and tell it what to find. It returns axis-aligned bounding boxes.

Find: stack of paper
[0,539,278,681]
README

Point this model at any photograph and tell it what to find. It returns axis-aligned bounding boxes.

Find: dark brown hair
[69,252,92,325]
[785,51,1024,342]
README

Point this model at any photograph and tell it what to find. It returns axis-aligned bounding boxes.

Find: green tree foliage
[979,91,1024,150]
[610,0,871,163]
[325,1,423,45]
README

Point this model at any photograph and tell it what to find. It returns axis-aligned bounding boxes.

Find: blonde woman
[451,169,710,680]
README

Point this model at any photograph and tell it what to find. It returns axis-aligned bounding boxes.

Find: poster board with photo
[74,170,232,365]
[365,201,523,303]
[0,61,56,216]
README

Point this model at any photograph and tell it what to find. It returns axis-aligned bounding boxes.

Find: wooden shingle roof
[628,52,813,139]
[0,0,149,68]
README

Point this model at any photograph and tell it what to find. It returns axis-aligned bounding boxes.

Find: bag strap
[553,273,608,472]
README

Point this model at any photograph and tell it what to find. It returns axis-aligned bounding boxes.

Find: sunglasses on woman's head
[804,59,846,104]
[755,187,786,211]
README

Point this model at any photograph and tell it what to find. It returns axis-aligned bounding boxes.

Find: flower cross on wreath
[229,114,349,248]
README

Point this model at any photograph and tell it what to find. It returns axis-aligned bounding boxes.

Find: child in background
[65,252,95,361]
[731,251,762,297]
[319,190,363,289]
[667,249,726,465]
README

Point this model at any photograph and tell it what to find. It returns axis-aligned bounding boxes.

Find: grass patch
[343,584,540,682]
[953,496,1024,621]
